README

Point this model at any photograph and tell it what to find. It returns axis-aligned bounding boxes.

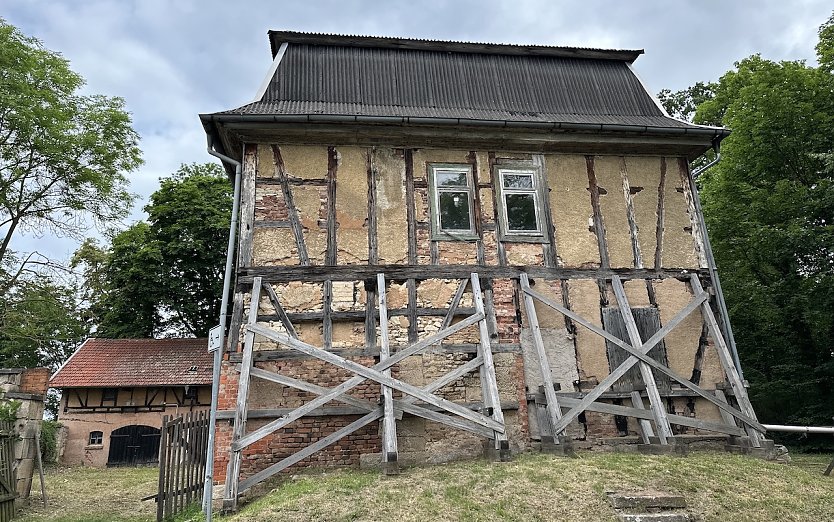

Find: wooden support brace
[630,391,655,444]
[611,276,674,444]
[524,285,764,433]
[690,275,764,446]
[471,273,507,450]
[232,311,492,451]
[377,274,399,473]
[262,282,297,339]
[519,274,563,443]
[224,277,262,508]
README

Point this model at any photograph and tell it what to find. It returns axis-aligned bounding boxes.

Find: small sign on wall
[208,325,222,353]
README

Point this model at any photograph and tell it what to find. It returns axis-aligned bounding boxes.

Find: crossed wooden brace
[521,273,765,438]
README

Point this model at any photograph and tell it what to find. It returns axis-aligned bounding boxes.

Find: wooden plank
[528,284,764,431]
[34,425,47,506]
[323,279,333,350]
[233,312,488,450]
[519,274,563,442]
[405,149,419,344]
[237,145,257,269]
[238,264,704,284]
[262,282,297,339]
[533,154,558,267]
[259,306,477,323]
[441,279,469,330]
[714,389,739,430]
[225,278,262,506]
[377,274,398,469]
[611,276,674,443]
[326,147,338,266]
[630,391,654,444]
[244,323,505,435]
[586,155,610,269]
[471,274,507,447]
[554,397,746,436]
[469,151,486,265]
[690,275,764,445]
[271,145,309,266]
[368,148,379,264]
[239,409,383,492]
[156,415,168,522]
[654,157,666,269]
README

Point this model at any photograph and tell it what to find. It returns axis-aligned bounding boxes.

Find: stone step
[617,513,694,522]
[607,491,687,510]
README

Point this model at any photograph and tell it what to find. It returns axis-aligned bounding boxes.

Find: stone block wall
[0,368,49,504]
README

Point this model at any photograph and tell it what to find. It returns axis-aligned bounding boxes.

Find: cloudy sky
[4,0,833,263]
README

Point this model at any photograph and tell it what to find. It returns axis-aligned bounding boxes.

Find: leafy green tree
[75,163,231,338]
[693,12,834,434]
[0,19,142,291]
[0,277,88,369]
[657,81,717,123]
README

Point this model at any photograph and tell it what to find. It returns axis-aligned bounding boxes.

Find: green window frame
[428,163,478,241]
[495,164,546,241]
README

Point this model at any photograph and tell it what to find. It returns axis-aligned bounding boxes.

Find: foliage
[74,163,232,337]
[692,12,834,433]
[0,19,142,292]
[0,276,88,369]
[39,420,61,464]
[0,399,21,422]
[657,81,717,123]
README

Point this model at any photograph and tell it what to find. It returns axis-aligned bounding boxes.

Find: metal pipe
[202,136,242,521]
[763,424,834,435]
[687,148,746,381]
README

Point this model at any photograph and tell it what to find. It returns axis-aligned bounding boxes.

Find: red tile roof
[49,338,213,388]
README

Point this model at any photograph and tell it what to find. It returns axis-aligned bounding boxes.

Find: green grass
[224,452,834,522]
[14,452,834,522]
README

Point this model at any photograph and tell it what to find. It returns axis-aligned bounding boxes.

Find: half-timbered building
[50,338,212,467]
[200,32,769,508]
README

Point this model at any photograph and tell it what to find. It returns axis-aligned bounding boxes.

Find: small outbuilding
[50,338,212,467]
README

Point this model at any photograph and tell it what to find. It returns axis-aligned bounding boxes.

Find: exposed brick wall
[20,367,50,395]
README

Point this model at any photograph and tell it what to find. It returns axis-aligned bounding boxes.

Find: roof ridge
[267,30,644,63]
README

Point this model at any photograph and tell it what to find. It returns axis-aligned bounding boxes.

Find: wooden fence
[155,412,209,521]
[0,421,16,522]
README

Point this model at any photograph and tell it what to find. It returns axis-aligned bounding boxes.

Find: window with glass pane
[430,165,475,237]
[499,169,542,234]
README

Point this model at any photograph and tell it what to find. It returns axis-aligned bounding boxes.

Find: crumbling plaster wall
[219,143,728,481]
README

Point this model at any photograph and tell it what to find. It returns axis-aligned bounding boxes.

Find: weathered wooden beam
[471,274,507,448]
[690,275,765,446]
[231,312,488,450]
[527,283,764,432]
[258,306,477,323]
[586,155,610,269]
[227,342,521,362]
[262,282,297,339]
[441,279,469,330]
[243,323,505,437]
[654,157,667,269]
[226,292,244,352]
[237,145,257,269]
[554,397,746,437]
[630,391,654,444]
[238,265,706,284]
[611,276,674,444]
[271,144,309,266]
[225,277,262,507]
[238,408,383,492]
[520,274,563,442]
[377,274,399,472]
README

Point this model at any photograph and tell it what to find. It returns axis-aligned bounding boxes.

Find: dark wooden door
[107,425,161,466]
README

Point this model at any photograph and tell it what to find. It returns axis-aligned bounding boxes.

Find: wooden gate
[108,425,161,466]
[0,421,17,522]
[155,412,209,521]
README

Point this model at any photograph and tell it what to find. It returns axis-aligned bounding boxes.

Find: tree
[0,277,88,370]
[0,19,142,291]
[75,163,231,338]
[657,81,717,123]
[691,12,834,435]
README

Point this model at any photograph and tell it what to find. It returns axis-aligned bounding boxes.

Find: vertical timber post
[470,273,509,459]
[376,273,399,474]
[224,277,262,511]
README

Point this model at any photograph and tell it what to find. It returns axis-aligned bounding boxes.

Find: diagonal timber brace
[520,273,764,438]
[224,273,508,505]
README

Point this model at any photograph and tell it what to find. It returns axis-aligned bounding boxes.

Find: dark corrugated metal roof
[214,41,707,131]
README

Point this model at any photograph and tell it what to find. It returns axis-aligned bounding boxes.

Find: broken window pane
[503,173,534,189]
[505,193,538,231]
[436,170,468,187]
[439,191,471,230]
